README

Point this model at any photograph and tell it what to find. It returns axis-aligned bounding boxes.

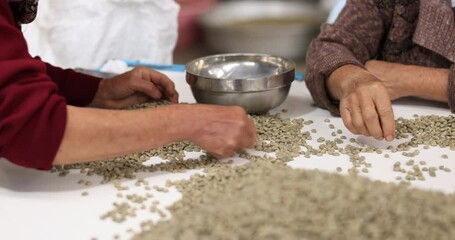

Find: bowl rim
[185,53,295,92]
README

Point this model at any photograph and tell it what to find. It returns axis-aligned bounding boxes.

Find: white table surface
[1,71,454,240]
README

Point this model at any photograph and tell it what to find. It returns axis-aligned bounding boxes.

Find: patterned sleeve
[448,64,455,112]
[304,0,387,115]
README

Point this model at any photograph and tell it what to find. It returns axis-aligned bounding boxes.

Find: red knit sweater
[0,1,101,170]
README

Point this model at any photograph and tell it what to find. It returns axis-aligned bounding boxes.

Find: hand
[327,65,395,141]
[90,67,179,109]
[365,60,411,100]
[188,105,257,158]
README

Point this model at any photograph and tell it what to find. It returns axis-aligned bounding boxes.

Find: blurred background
[174,0,334,73]
[24,0,341,72]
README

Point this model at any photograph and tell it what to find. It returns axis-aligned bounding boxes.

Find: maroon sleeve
[0,1,66,170]
[44,63,102,107]
[304,0,386,115]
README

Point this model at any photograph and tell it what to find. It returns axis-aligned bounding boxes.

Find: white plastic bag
[23,0,179,69]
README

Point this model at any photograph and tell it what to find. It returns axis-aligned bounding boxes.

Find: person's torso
[377,0,454,68]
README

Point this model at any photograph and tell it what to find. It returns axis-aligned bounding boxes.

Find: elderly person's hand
[327,64,395,141]
[365,60,413,100]
[90,67,179,109]
[187,105,257,158]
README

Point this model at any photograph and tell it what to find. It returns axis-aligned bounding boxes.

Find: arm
[365,60,450,102]
[305,0,395,141]
[305,0,386,114]
[410,66,449,102]
[54,104,256,165]
[0,2,68,169]
[44,62,102,106]
[43,61,180,108]
[0,3,255,170]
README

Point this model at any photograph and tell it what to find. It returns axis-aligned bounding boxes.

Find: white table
[1,71,454,240]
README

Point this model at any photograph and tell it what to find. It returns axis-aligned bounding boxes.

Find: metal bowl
[198,1,326,59]
[186,53,295,114]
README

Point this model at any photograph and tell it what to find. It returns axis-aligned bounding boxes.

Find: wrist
[396,64,419,98]
[89,79,109,108]
[365,61,414,100]
[400,65,431,98]
[327,64,374,100]
[404,66,450,101]
[160,104,200,142]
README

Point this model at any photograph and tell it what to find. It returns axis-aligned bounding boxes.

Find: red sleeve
[0,1,66,170]
[44,62,101,107]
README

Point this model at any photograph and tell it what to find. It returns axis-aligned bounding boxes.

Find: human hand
[188,105,257,158]
[365,60,411,100]
[90,67,179,109]
[327,65,395,141]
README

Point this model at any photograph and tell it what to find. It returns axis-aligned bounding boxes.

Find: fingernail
[386,135,393,142]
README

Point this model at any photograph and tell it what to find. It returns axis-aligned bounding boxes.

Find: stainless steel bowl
[186,53,295,114]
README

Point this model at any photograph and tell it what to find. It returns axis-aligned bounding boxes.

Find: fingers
[240,118,257,149]
[340,103,358,135]
[233,107,257,149]
[350,101,371,137]
[190,105,257,159]
[374,94,395,141]
[340,88,394,141]
[207,152,224,159]
[209,130,256,159]
[130,79,163,100]
[360,98,384,140]
[341,98,370,136]
[209,142,237,159]
[245,125,257,148]
[214,114,256,158]
[159,75,179,103]
[124,67,179,103]
[142,69,179,103]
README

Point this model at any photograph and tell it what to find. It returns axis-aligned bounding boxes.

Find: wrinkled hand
[365,60,410,100]
[90,67,179,109]
[339,74,395,141]
[189,105,257,158]
[327,65,395,141]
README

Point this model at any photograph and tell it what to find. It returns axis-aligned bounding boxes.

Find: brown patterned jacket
[305,0,455,114]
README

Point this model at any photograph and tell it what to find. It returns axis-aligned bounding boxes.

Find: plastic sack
[23,0,179,69]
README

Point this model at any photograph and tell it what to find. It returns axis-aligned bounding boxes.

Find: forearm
[53,104,194,165]
[365,60,451,102]
[304,0,385,115]
[404,65,449,102]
